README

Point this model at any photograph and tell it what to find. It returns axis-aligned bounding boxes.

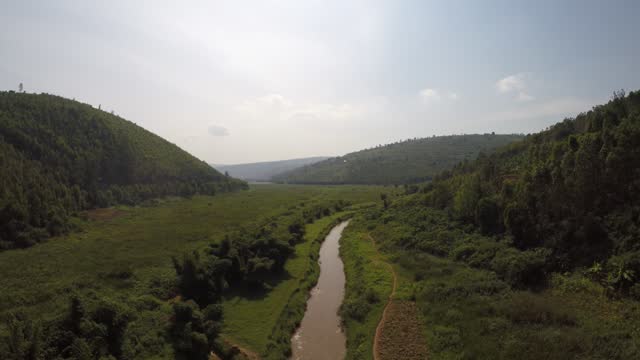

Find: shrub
[476,197,501,235]
[503,292,576,326]
[341,298,371,322]
[491,248,550,288]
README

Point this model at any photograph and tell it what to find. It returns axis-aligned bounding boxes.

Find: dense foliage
[169,200,348,358]
[417,90,640,293]
[336,91,640,359]
[273,134,523,185]
[0,92,246,250]
[5,295,135,360]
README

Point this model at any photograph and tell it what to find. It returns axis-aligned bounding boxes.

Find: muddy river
[291,220,350,360]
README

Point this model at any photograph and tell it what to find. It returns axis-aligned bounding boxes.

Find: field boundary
[367,233,398,360]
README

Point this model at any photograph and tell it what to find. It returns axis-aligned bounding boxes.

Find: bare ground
[85,208,125,221]
[376,300,429,360]
[368,233,428,360]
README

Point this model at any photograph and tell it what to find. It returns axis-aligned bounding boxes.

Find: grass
[0,184,384,358]
[341,204,640,360]
[222,211,350,355]
[339,217,394,360]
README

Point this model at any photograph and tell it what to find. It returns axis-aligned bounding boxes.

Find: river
[291,220,350,360]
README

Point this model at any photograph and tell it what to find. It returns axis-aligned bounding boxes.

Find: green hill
[0,92,246,250]
[273,134,524,185]
[337,90,640,359]
[213,156,329,181]
[417,90,640,271]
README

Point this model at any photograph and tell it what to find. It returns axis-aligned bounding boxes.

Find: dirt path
[367,234,398,360]
[217,337,261,360]
[368,233,428,360]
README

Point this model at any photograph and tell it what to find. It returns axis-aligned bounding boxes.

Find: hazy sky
[2,1,639,164]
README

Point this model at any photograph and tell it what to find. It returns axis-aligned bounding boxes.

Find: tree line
[397,89,640,296]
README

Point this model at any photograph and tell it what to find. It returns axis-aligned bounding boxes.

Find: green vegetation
[256,212,350,359]
[4,88,640,359]
[213,156,329,182]
[420,90,640,291]
[0,184,382,359]
[340,220,393,359]
[0,92,246,250]
[340,91,640,359]
[273,134,523,185]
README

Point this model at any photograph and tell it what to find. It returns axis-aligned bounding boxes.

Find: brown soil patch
[368,233,428,360]
[220,337,260,360]
[85,208,124,221]
[376,300,429,360]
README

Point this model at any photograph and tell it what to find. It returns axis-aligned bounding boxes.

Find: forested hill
[213,156,329,181]
[358,90,640,359]
[394,89,640,295]
[272,134,523,185]
[0,92,246,250]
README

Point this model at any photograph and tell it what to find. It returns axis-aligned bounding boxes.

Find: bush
[476,197,501,235]
[491,248,550,288]
[430,325,462,352]
[341,298,371,322]
[503,292,576,326]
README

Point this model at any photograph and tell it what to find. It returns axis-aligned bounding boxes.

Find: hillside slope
[342,90,640,359]
[0,92,246,250]
[273,134,523,185]
[213,156,329,181]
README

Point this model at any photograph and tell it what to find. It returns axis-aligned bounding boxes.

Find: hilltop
[213,156,329,182]
[0,92,246,250]
[273,134,523,185]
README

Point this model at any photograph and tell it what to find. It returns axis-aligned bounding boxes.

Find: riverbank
[222,211,353,359]
[339,218,394,359]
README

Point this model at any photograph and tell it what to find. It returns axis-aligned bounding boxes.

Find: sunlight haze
[2,0,639,163]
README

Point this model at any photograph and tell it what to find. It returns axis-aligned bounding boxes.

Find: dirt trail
[217,337,261,360]
[367,234,398,360]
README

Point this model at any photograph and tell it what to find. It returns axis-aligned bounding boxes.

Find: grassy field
[222,211,350,355]
[0,184,383,358]
[339,218,394,360]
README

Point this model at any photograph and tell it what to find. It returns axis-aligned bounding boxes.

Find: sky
[1,0,640,164]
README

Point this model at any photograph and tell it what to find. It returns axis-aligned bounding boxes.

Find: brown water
[291,221,350,360]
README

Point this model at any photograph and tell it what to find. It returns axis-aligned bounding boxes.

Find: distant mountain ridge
[272,134,524,185]
[0,92,246,250]
[213,156,329,181]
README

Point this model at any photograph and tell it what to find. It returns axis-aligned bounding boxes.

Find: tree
[380,193,389,209]
[453,175,481,221]
[476,197,501,235]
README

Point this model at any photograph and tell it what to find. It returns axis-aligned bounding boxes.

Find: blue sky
[1,0,639,163]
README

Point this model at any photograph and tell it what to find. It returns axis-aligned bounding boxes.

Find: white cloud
[419,89,459,104]
[516,92,535,102]
[496,73,534,101]
[419,88,441,102]
[208,124,229,136]
[496,74,526,93]
[235,93,370,129]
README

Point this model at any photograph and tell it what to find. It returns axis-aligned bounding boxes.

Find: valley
[2,93,640,360]
[0,184,383,359]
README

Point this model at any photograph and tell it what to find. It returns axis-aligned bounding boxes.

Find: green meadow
[342,203,640,360]
[0,184,382,358]
[223,211,349,356]
[339,218,394,360]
